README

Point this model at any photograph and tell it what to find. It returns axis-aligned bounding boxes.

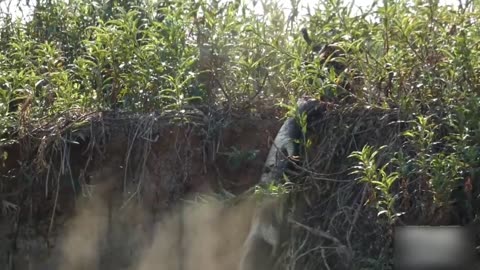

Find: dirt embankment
[1,104,479,270]
[0,107,283,270]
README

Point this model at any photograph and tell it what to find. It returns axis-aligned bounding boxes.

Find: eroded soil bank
[1,104,479,270]
[0,108,283,270]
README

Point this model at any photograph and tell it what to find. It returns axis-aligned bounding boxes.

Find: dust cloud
[56,189,257,270]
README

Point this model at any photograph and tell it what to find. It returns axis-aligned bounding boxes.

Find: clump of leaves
[349,145,402,224]
[401,115,468,206]
[254,181,290,197]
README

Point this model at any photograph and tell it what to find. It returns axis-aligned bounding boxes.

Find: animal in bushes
[300,27,354,102]
[260,97,325,185]
[238,30,361,270]
[238,98,326,270]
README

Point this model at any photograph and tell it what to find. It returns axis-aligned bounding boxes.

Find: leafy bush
[0,0,479,230]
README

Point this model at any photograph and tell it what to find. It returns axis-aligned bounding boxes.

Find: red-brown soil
[0,108,284,270]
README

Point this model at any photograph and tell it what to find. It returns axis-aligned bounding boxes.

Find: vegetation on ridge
[0,0,479,268]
